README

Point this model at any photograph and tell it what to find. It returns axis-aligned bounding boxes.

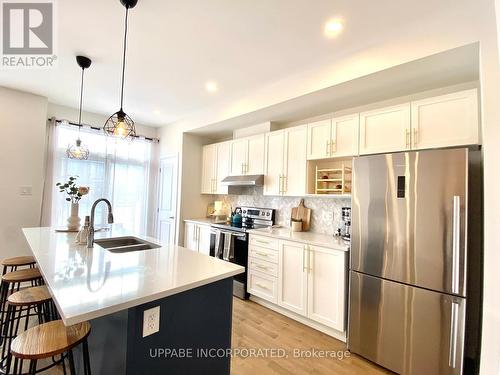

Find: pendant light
[104,0,138,140]
[66,55,92,160]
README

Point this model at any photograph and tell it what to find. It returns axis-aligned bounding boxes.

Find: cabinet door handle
[326,140,330,156]
[413,128,419,146]
[255,251,269,257]
[278,175,283,194]
[331,139,336,154]
[405,128,410,148]
[307,245,312,272]
[256,264,269,271]
[303,246,307,272]
[244,163,248,174]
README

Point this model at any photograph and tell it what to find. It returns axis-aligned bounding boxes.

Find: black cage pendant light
[104,0,138,140]
[66,55,92,160]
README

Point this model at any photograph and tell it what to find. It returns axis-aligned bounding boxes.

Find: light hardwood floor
[9,298,390,374]
[231,298,390,375]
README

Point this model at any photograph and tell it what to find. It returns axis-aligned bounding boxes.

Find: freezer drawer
[348,271,465,375]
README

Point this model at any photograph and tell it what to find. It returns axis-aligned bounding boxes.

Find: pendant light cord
[119,6,129,110]
[78,66,85,130]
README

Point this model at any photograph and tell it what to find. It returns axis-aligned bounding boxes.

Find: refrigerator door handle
[452,196,460,294]
[448,300,459,368]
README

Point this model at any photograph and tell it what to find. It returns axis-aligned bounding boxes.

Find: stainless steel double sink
[94,236,161,253]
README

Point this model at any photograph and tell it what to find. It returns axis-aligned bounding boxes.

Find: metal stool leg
[28,359,37,375]
[68,350,76,375]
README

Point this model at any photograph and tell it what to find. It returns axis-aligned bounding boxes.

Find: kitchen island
[22,227,244,375]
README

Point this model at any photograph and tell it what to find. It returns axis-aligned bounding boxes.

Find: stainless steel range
[210,207,274,299]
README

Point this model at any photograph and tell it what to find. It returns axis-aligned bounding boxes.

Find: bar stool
[1,257,36,276]
[1,286,58,370]
[0,269,44,346]
[8,320,91,375]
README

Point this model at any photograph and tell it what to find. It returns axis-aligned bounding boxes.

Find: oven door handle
[210,229,246,238]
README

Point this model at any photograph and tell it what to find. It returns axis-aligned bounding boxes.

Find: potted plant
[56,176,90,231]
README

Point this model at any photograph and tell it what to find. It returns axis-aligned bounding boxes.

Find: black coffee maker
[341,207,351,241]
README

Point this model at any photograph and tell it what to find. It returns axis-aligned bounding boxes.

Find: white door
[156,155,178,246]
[283,126,307,196]
[411,89,479,150]
[197,225,212,256]
[307,119,331,160]
[201,145,217,193]
[184,222,198,251]
[359,104,411,155]
[307,245,346,331]
[278,240,308,316]
[264,131,285,196]
[215,142,230,194]
[229,138,248,175]
[246,134,265,175]
[331,114,359,157]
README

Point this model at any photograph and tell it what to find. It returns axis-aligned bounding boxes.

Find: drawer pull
[255,252,269,257]
[256,283,269,290]
[256,264,269,270]
[255,239,270,245]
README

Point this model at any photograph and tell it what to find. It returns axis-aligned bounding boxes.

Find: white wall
[159,0,500,372]
[0,87,48,259]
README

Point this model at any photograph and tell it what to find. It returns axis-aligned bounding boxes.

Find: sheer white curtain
[48,123,154,235]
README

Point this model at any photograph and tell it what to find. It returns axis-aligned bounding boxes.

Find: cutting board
[291,199,311,231]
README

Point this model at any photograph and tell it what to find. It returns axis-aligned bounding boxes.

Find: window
[50,123,154,235]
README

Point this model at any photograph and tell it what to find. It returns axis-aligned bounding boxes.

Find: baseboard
[249,295,347,343]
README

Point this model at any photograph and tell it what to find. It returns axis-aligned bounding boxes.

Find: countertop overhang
[22,227,244,326]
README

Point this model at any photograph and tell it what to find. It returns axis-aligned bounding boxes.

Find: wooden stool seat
[1,256,36,267]
[2,268,42,283]
[10,320,91,360]
[7,286,52,306]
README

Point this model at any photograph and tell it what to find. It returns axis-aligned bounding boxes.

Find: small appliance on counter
[341,207,351,241]
[210,206,275,299]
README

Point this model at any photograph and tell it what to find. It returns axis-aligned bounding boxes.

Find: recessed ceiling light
[205,81,218,93]
[324,19,344,37]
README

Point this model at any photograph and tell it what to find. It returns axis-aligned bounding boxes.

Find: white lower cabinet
[248,235,346,333]
[183,222,211,255]
[278,241,308,316]
[307,244,346,332]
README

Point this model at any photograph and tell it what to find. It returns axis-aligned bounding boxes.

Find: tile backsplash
[214,187,351,236]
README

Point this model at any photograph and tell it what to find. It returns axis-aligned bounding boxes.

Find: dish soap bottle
[76,216,90,244]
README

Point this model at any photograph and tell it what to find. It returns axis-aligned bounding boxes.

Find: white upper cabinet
[229,138,248,176]
[201,144,217,194]
[278,240,308,316]
[411,89,479,150]
[331,114,359,157]
[246,134,265,175]
[264,130,285,196]
[229,134,265,175]
[307,245,346,332]
[359,103,411,155]
[264,127,307,196]
[307,119,331,160]
[215,141,230,194]
[283,126,308,196]
[307,115,359,159]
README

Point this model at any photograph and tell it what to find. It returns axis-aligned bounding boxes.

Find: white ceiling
[0,0,469,127]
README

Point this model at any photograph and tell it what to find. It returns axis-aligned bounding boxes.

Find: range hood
[221,175,264,186]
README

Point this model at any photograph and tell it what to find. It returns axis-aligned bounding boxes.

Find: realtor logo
[1,0,57,68]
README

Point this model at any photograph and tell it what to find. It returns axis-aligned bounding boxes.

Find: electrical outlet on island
[143,306,160,337]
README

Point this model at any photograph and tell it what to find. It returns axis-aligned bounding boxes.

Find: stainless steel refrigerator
[348,148,482,375]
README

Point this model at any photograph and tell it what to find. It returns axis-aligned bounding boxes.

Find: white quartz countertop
[184,218,225,225]
[247,227,350,252]
[22,227,244,326]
